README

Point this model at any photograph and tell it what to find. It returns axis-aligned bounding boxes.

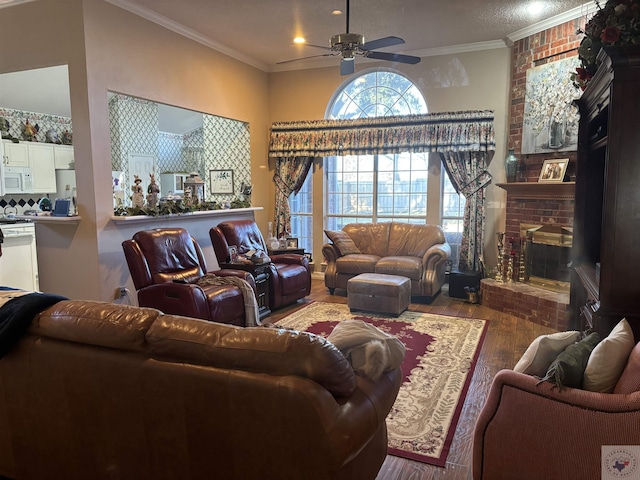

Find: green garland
[113,198,251,217]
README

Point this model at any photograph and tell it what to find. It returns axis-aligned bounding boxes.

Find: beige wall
[269,49,511,268]
[1,0,270,301]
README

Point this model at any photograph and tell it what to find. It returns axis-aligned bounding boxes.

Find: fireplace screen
[522,224,572,293]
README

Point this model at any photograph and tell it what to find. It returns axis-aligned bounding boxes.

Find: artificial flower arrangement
[571,0,640,89]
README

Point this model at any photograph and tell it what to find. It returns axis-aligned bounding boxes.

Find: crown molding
[412,40,508,58]
[105,0,269,72]
[507,1,599,43]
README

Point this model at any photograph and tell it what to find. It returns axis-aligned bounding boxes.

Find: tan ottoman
[347,273,411,316]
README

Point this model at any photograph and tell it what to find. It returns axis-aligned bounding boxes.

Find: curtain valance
[268,110,496,157]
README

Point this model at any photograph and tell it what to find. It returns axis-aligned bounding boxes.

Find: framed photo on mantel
[210,169,234,194]
[538,158,568,183]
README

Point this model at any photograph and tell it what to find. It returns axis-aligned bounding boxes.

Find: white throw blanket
[327,319,406,380]
[196,274,261,327]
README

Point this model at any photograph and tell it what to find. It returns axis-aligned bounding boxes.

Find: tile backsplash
[0,195,44,215]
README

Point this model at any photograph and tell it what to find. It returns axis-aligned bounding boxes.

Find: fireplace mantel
[496,182,575,200]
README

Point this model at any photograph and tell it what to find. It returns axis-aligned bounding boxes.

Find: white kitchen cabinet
[27,143,57,193]
[2,140,29,167]
[54,144,74,169]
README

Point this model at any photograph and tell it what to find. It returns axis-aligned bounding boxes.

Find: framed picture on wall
[538,159,569,183]
[522,57,581,154]
[210,169,234,194]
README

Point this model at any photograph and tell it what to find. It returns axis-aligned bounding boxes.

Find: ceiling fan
[277,0,421,75]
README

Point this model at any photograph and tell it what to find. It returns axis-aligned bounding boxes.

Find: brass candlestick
[507,255,514,283]
[496,232,505,282]
[518,237,525,282]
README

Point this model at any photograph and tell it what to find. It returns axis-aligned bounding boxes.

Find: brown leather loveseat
[323,222,451,299]
[0,300,401,480]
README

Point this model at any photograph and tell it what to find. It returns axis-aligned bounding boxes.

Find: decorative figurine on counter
[61,129,73,145]
[131,175,145,209]
[146,173,160,210]
[0,117,10,139]
[21,119,39,142]
[45,129,61,144]
[182,186,193,208]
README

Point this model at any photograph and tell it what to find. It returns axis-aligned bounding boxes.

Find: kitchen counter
[17,215,81,224]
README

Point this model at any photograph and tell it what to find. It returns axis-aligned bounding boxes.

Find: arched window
[289,69,465,269]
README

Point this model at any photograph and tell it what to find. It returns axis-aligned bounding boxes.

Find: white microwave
[3,166,34,194]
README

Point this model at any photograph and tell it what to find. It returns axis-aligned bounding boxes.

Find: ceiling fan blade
[303,43,332,51]
[366,51,421,65]
[277,53,337,65]
[340,59,355,75]
[361,36,405,51]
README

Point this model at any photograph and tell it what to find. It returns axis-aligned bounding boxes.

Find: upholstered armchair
[209,220,311,310]
[473,364,640,480]
[122,227,255,326]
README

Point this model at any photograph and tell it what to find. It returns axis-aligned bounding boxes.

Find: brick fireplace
[481,182,575,330]
[489,15,582,332]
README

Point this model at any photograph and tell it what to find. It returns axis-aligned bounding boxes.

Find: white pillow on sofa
[513,330,581,377]
[583,318,635,393]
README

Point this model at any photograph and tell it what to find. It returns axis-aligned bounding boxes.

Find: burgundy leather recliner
[122,227,255,326]
[209,220,311,310]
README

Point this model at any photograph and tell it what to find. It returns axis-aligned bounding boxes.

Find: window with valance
[269,109,495,272]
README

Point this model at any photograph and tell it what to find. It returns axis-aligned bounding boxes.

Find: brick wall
[504,19,585,241]
[504,198,575,241]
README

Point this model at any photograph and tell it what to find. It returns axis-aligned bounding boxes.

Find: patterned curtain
[273,156,314,238]
[268,110,495,156]
[440,151,493,272]
[268,111,495,270]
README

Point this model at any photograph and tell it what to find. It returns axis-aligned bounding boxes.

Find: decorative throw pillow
[539,332,600,389]
[513,330,581,377]
[324,230,361,255]
[583,319,635,393]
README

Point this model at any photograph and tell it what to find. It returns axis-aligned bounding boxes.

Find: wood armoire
[571,45,640,340]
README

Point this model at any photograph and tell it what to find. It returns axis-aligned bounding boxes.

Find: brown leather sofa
[210,220,312,310]
[323,222,451,298]
[0,300,402,480]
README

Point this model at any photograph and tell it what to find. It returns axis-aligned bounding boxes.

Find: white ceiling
[108,0,596,71]
[0,0,596,130]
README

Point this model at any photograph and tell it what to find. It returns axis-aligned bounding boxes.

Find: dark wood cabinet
[571,46,640,340]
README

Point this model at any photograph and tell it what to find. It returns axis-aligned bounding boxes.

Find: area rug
[276,302,488,467]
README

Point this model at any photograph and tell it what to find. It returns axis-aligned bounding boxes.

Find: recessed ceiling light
[332,9,343,15]
[526,2,546,16]
[293,36,306,44]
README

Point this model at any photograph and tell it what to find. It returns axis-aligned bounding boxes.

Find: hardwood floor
[268,278,556,480]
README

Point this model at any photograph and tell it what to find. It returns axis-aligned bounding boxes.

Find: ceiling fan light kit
[278,0,420,75]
